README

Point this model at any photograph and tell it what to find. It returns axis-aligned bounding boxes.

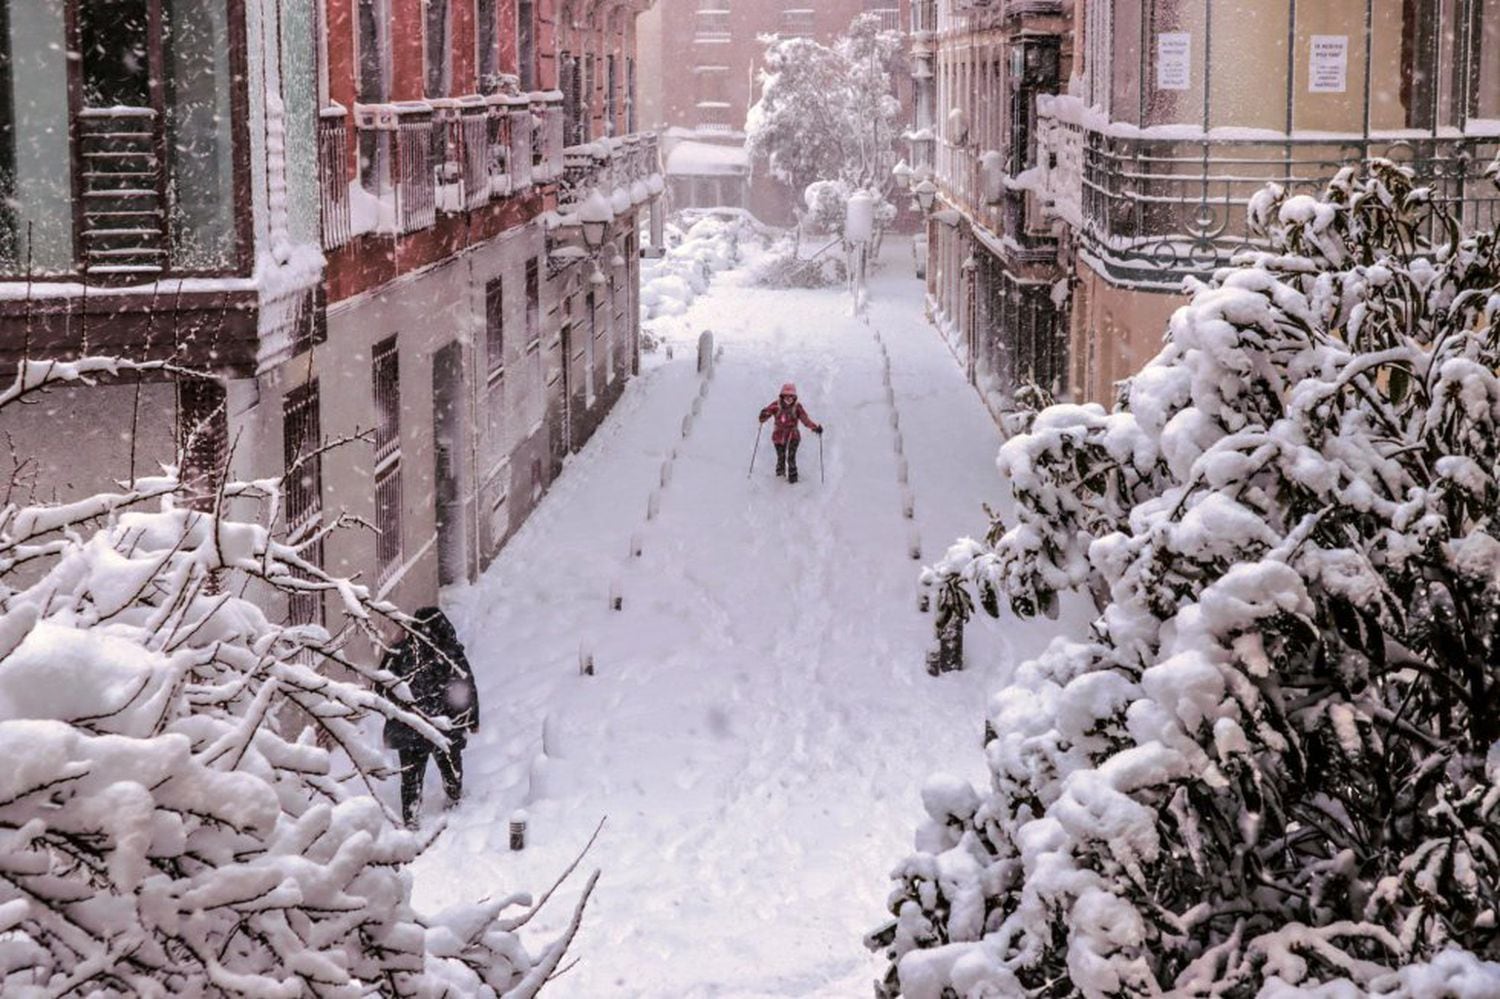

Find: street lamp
[914,178,937,213]
[578,188,613,250]
[892,159,912,191]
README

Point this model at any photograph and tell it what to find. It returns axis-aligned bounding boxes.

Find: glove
[759,414,769,423]
[814,425,824,435]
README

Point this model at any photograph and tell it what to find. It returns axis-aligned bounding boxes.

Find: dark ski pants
[398,742,464,827]
[775,438,801,482]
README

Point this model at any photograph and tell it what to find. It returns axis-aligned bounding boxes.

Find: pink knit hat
[780,382,797,397]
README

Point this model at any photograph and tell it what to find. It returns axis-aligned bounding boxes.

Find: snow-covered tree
[0,359,594,996]
[746,13,904,205]
[878,162,1500,996]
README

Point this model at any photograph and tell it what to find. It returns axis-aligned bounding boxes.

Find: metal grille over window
[282,381,325,628]
[372,337,403,582]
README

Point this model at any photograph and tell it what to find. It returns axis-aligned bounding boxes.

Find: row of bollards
[599,330,720,678]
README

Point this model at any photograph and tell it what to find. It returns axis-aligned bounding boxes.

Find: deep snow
[409,239,1069,996]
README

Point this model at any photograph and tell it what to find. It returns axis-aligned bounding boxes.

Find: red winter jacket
[760,398,821,445]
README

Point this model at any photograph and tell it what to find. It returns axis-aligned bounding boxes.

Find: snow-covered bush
[0,359,593,996]
[640,210,770,319]
[877,162,1500,996]
[748,235,847,289]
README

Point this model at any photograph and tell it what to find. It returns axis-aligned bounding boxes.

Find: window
[0,0,14,270]
[284,381,324,540]
[518,0,536,92]
[1474,0,1500,120]
[372,337,403,581]
[357,0,390,103]
[627,57,637,132]
[525,259,544,429]
[585,290,597,408]
[283,381,324,627]
[425,0,451,98]
[486,276,505,377]
[606,54,618,136]
[477,0,499,92]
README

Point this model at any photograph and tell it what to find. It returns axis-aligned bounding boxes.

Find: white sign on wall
[1309,35,1349,93]
[1156,33,1192,91]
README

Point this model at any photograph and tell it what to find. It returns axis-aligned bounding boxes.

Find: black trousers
[397,742,464,827]
[774,438,801,481]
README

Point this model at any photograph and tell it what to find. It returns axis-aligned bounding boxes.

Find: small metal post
[609,581,623,611]
[510,810,528,850]
[579,642,595,676]
[938,618,963,672]
[647,490,661,520]
[628,532,643,557]
[908,529,921,560]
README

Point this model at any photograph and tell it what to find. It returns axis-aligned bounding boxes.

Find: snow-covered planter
[0,359,594,997]
[877,161,1500,996]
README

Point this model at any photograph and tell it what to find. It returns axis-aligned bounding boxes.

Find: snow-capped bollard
[681,414,693,438]
[897,457,909,484]
[893,430,904,456]
[925,648,941,677]
[697,330,714,373]
[890,409,900,431]
[660,460,673,487]
[628,531,643,557]
[609,580,623,611]
[509,810,528,851]
[908,529,921,560]
[691,396,702,417]
[579,642,595,676]
[918,589,930,613]
[886,384,896,407]
[902,488,915,519]
[647,490,661,521]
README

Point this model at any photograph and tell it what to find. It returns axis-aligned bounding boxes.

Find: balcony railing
[867,7,901,32]
[338,92,565,242]
[780,9,815,38]
[910,0,936,34]
[1033,95,1500,284]
[318,107,352,250]
[557,132,661,212]
[77,107,168,276]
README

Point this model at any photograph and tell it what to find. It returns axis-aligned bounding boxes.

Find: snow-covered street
[410,241,1061,996]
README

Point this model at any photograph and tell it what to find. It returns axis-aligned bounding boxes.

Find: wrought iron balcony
[318,107,353,251]
[557,132,662,212]
[1033,95,1500,285]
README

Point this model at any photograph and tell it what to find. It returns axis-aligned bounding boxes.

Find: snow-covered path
[411,241,1064,996]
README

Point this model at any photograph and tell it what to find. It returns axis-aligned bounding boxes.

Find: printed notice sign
[1309,35,1348,93]
[1156,33,1191,91]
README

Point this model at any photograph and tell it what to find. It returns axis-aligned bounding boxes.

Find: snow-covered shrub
[877,161,1500,996]
[0,360,593,997]
[748,235,847,289]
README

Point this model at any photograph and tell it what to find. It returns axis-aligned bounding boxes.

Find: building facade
[638,0,906,221]
[916,0,1500,415]
[0,0,663,623]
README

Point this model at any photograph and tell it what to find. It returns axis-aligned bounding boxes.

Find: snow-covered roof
[665,140,750,177]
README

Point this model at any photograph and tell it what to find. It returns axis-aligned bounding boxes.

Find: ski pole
[819,430,826,484]
[748,422,764,478]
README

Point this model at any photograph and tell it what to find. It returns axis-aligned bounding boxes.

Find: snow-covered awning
[665,140,750,178]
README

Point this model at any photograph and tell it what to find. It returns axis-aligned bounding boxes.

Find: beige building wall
[1070,261,1185,404]
[0,381,178,503]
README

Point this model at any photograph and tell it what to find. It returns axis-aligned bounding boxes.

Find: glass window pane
[2,0,72,273]
[1479,0,1500,119]
[164,0,236,269]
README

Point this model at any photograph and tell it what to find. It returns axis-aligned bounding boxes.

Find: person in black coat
[380,607,479,828]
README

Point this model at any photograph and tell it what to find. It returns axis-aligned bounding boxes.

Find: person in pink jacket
[758,382,823,483]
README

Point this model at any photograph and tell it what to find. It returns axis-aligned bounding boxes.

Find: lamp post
[892,159,912,191]
[914,178,937,214]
